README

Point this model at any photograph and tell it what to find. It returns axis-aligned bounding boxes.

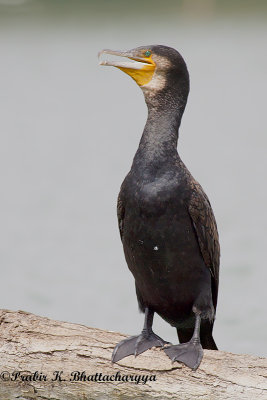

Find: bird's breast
[129,171,186,217]
[122,173,193,251]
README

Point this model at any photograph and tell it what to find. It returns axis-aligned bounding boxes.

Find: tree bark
[0,309,266,399]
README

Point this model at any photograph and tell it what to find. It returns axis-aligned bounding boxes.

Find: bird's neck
[133,100,184,168]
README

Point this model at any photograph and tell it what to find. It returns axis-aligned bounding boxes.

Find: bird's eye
[144,50,151,57]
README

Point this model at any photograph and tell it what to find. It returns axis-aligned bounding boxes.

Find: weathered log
[0,309,266,399]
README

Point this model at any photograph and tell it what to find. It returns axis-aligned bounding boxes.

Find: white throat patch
[141,55,171,94]
[142,68,166,93]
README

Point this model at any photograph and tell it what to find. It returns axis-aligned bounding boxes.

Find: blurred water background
[0,0,266,357]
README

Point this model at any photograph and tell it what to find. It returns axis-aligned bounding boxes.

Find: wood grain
[0,309,266,399]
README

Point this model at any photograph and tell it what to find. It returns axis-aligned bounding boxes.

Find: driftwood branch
[0,309,266,399]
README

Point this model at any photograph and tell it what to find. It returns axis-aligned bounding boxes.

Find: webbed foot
[112,331,169,363]
[164,339,203,370]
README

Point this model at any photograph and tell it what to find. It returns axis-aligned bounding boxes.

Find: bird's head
[99,45,189,109]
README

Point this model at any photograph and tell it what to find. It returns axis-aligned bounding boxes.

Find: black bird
[99,45,220,370]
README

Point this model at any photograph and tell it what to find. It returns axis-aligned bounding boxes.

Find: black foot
[112,332,169,363]
[164,340,203,370]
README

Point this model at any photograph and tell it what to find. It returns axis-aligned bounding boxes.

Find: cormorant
[99,45,220,370]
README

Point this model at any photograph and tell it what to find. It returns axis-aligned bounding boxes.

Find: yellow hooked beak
[98,49,156,86]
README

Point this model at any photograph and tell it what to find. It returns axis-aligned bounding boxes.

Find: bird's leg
[164,314,203,370]
[141,307,156,337]
[112,307,170,363]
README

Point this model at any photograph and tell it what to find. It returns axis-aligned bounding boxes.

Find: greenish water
[0,1,266,358]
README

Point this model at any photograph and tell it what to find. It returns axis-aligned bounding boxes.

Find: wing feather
[117,190,125,240]
[188,181,220,309]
